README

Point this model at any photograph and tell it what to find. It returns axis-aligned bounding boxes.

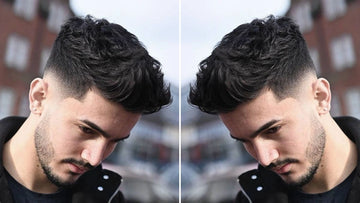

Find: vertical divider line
[178,0,182,202]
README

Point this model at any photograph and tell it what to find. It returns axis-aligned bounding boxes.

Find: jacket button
[251,175,257,180]
[257,186,263,191]
[97,186,104,191]
[103,175,109,180]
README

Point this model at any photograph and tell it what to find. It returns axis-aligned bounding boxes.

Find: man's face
[219,89,326,188]
[34,87,141,187]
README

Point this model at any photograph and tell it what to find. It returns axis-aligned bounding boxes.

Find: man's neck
[2,117,59,194]
[301,117,358,194]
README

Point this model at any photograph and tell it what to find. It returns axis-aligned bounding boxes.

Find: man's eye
[265,126,281,134]
[80,126,95,134]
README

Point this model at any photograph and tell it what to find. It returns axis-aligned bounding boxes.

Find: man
[189,16,360,202]
[0,15,171,202]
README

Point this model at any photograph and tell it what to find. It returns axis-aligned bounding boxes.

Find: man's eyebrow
[80,119,110,137]
[80,119,130,142]
[229,119,280,141]
[250,119,280,138]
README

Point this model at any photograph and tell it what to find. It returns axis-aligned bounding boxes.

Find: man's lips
[266,158,298,175]
[68,163,88,174]
[272,163,292,175]
[62,158,94,175]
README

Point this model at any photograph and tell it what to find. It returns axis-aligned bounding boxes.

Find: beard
[267,115,326,189]
[34,113,75,188]
[289,118,325,188]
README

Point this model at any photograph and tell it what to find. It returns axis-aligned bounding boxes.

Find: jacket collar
[334,116,360,202]
[0,117,27,179]
[0,116,27,202]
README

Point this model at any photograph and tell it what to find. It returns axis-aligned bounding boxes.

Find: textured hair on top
[189,15,316,114]
[44,15,171,114]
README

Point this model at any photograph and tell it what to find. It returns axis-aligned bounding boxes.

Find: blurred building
[0,0,73,118]
[288,0,360,119]
[181,86,255,203]
[0,1,179,202]
[106,86,179,203]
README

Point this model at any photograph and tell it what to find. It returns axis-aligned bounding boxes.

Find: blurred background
[1,0,360,202]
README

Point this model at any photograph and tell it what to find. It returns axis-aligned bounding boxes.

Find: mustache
[266,158,299,170]
[61,158,95,170]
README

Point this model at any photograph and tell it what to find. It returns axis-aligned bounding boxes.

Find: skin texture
[3,73,141,193]
[219,74,357,193]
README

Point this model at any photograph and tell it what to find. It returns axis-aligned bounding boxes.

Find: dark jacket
[0,116,126,203]
[235,116,360,203]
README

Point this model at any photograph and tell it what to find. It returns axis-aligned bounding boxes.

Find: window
[309,48,321,74]
[290,2,313,32]
[345,88,360,119]
[14,0,38,20]
[47,1,70,32]
[0,88,16,119]
[330,35,356,71]
[39,48,51,74]
[322,0,346,21]
[4,34,30,71]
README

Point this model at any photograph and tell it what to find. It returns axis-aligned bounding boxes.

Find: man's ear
[29,78,48,115]
[313,78,331,115]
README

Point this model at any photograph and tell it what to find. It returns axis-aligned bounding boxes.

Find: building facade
[0,0,72,118]
[288,0,360,118]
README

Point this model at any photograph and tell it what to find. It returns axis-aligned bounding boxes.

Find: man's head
[189,16,332,188]
[43,15,170,114]
[189,15,316,114]
[28,16,171,187]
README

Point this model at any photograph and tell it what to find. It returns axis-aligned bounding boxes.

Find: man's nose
[252,139,279,167]
[81,140,108,167]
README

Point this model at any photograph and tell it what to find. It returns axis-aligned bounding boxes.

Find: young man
[0,16,171,202]
[189,16,360,202]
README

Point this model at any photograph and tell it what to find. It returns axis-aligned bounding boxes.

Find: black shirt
[5,169,72,203]
[289,169,356,203]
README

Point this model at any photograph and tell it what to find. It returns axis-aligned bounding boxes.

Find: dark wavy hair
[189,15,316,114]
[44,15,171,114]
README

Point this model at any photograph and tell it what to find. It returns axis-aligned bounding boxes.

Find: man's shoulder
[0,116,27,144]
[72,165,125,203]
[334,116,360,142]
[334,116,360,129]
[0,116,26,125]
[0,116,26,131]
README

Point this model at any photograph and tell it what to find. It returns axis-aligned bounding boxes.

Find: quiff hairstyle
[44,15,171,114]
[189,15,316,114]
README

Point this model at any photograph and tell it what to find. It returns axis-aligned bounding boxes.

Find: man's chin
[46,172,81,188]
[281,173,314,189]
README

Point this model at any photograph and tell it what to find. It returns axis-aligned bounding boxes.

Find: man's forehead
[218,90,300,133]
